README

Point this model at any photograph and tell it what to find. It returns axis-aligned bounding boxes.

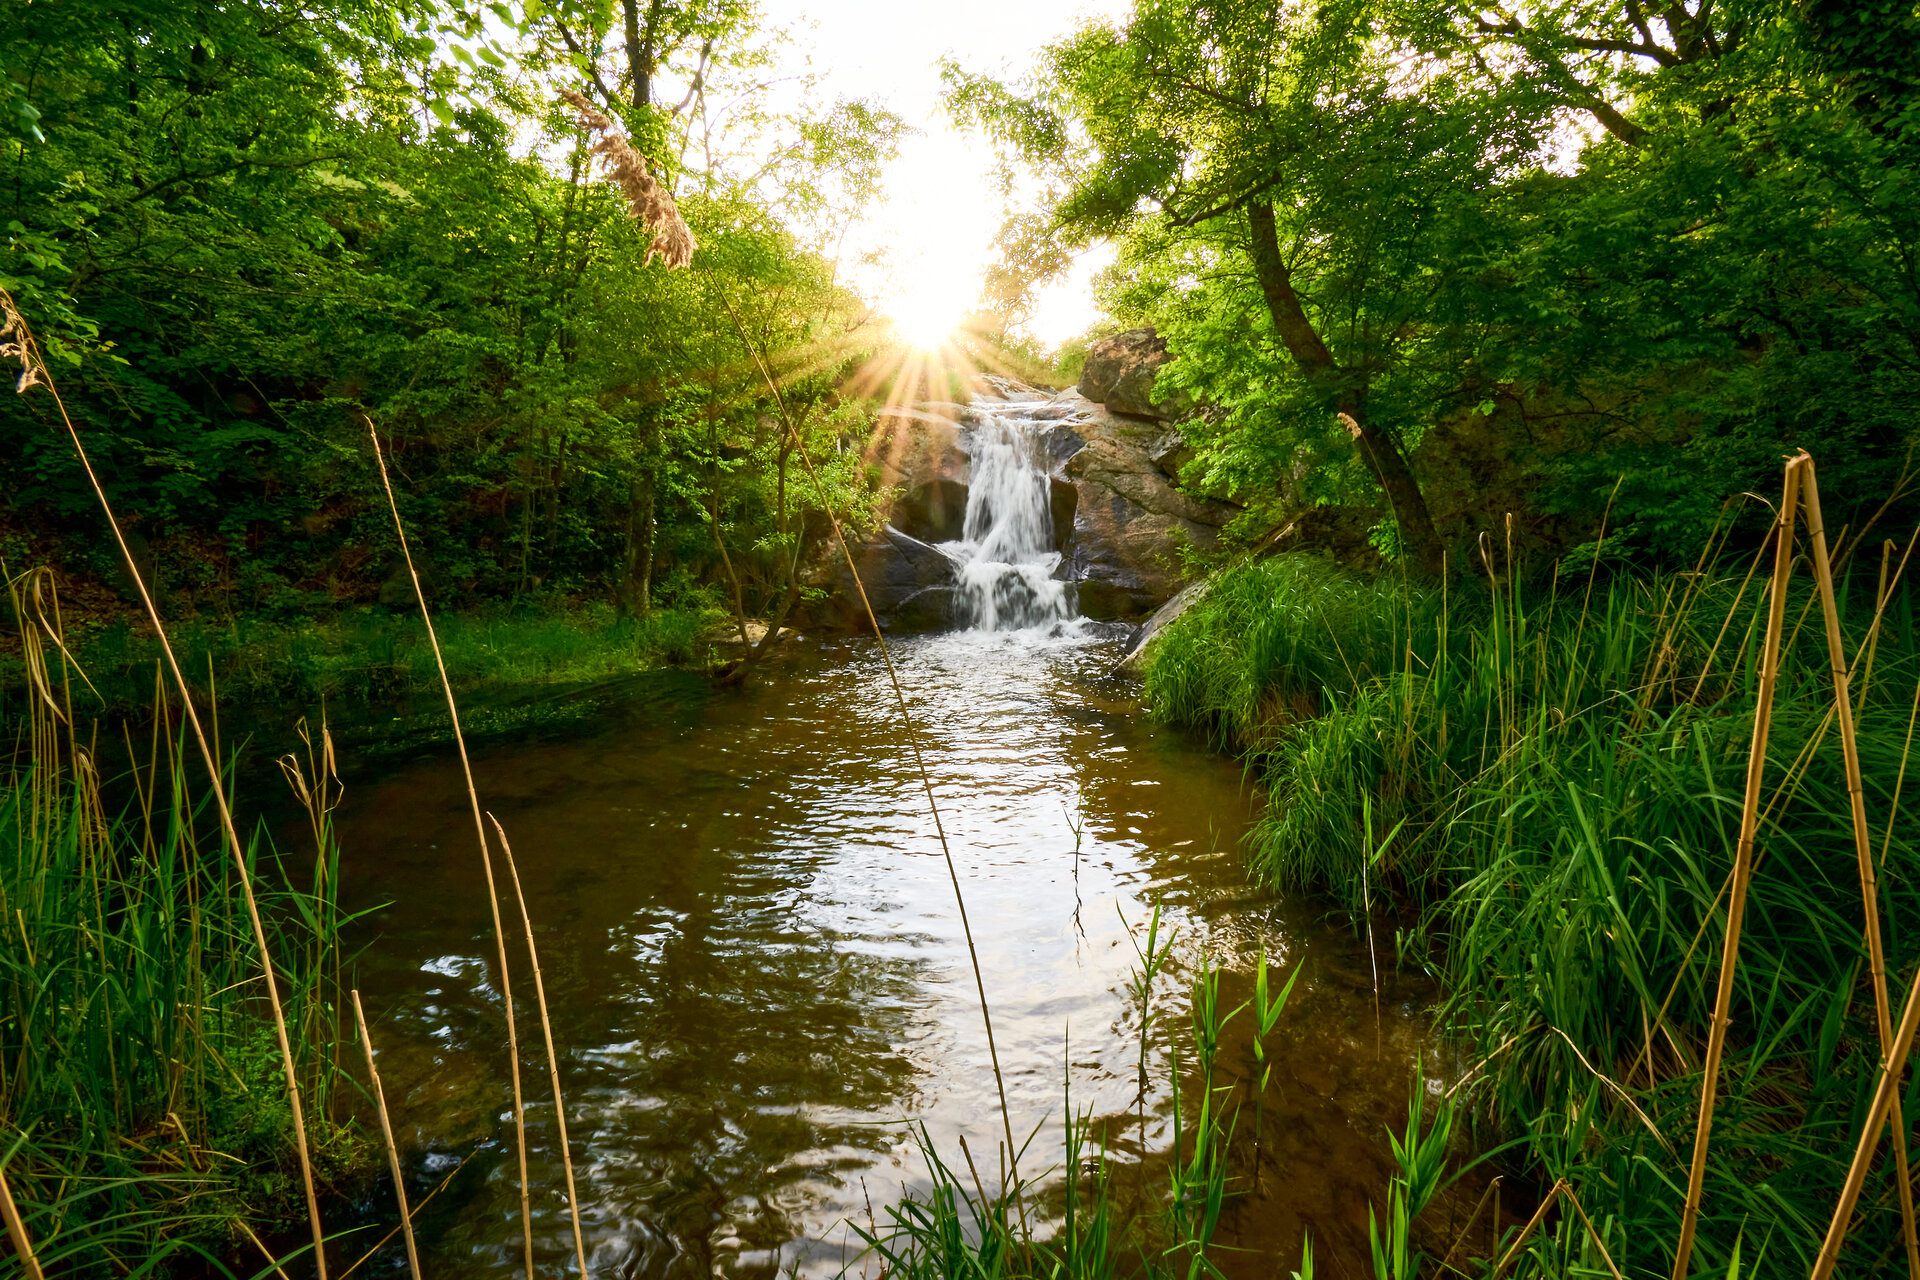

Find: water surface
[335,630,1447,1279]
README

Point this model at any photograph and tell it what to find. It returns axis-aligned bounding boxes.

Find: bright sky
[759,0,1127,349]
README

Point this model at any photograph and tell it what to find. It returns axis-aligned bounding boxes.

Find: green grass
[0,600,721,727]
[1144,547,1920,1277]
[0,660,364,1274]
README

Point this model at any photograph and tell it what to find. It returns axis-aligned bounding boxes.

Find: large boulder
[1078,328,1181,421]
[1041,389,1238,618]
[810,526,957,632]
[1114,578,1213,674]
[867,405,974,544]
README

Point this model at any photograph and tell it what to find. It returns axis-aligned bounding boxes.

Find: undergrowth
[0,571,369,1274]
[1143,533,1920,1276]
[0,599,720,727]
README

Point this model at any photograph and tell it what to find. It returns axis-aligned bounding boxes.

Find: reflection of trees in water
[365,867,934,1277]
[333,638,1438,1278]
[337,726,937,1276]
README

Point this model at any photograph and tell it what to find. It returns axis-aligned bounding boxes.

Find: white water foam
[939,404,1077,632]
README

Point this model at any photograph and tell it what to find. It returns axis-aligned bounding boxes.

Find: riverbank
[0,596,721,737]
[1138,543,1920,1274]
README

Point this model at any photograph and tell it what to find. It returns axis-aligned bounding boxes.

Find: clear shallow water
[333,630,1449,1279]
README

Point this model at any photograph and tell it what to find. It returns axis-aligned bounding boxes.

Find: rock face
[1045,389,1238,618]
[867,404,973,546]
[1078,328,1180,421]
[812,526,957,633]
[807,376,1238,629]
[1114,578,1213,674]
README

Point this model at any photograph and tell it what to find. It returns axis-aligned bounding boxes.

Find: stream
[329,399,1453,1279]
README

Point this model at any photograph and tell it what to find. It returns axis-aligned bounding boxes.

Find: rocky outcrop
[867,404,973,545]
[1043,389,1238,618]
[806,376,1238,630]
[1114,578,1213,674]
[1078,328,1181,421]
[811,526,957,633]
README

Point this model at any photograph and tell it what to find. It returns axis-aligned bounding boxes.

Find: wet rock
[812,384,1239,629]
[1049,477,1078,555]
[811,527,957,632]
[1048,391,1238,619]
[895,477,969,543]
[1077,327,1183,421]
[1115,578,1213,674]
[972,372,1049,401]
[869,406,970,491]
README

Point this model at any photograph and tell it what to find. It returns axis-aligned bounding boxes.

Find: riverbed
[331,626,1449,1278]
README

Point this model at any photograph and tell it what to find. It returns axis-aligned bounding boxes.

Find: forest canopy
[947,0,1920,573]
[3,0,1917,627]
[0,0,907,626]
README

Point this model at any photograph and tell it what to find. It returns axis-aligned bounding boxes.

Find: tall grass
[0,569,355,1274]
[1144,517,1920,1275]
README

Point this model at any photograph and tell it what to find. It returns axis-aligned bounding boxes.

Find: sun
[889,294,964,350]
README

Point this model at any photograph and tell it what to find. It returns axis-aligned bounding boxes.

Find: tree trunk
[622,0,666,117]
[617,473,655,617]
[1245,201,1447,578]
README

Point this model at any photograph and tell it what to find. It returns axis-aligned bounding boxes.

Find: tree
[950,0,1920,570]
[949,0,1548,575]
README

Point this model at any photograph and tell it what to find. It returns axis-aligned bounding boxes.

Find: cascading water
[940,403,1075,631]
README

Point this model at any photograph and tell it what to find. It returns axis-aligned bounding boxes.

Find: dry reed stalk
[1669,454,1805,1280]
[711,292,1028,1230]
[235,1217,295,1280]
[1863,540,1895,703]
[1491,1178,1564,1279]
[1814,962,1920,1276]
[489,814,592,1279]
[1562,1180,1624,1280]
[0,290,331,1277]
[1800,460,1920,1275]
[1630,545,1920,1090]
[558,88,695,270]
[1883,677,1920,884]
[366,419,534,1280]
[1434,1175,1500,1278]
[0,1161,43,1280]
[351,991,422,1280]
[338,1163,464,1280]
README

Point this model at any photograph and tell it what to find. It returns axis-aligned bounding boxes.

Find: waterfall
[940,405,1075,631]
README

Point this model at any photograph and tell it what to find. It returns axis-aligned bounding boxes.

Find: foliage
[947,0,1920,571]
[1146,539,1920,1275]
[0,0,905,642]
[0,600,722,727]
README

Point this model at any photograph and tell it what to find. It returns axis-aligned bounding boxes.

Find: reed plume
[559,87,695,270]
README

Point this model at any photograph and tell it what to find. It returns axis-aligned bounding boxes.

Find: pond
[331,626,1454,1279]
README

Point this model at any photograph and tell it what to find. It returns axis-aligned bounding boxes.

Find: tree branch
[551,19,621,110]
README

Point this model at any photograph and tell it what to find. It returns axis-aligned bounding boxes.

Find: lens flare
[889,295,964,350]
